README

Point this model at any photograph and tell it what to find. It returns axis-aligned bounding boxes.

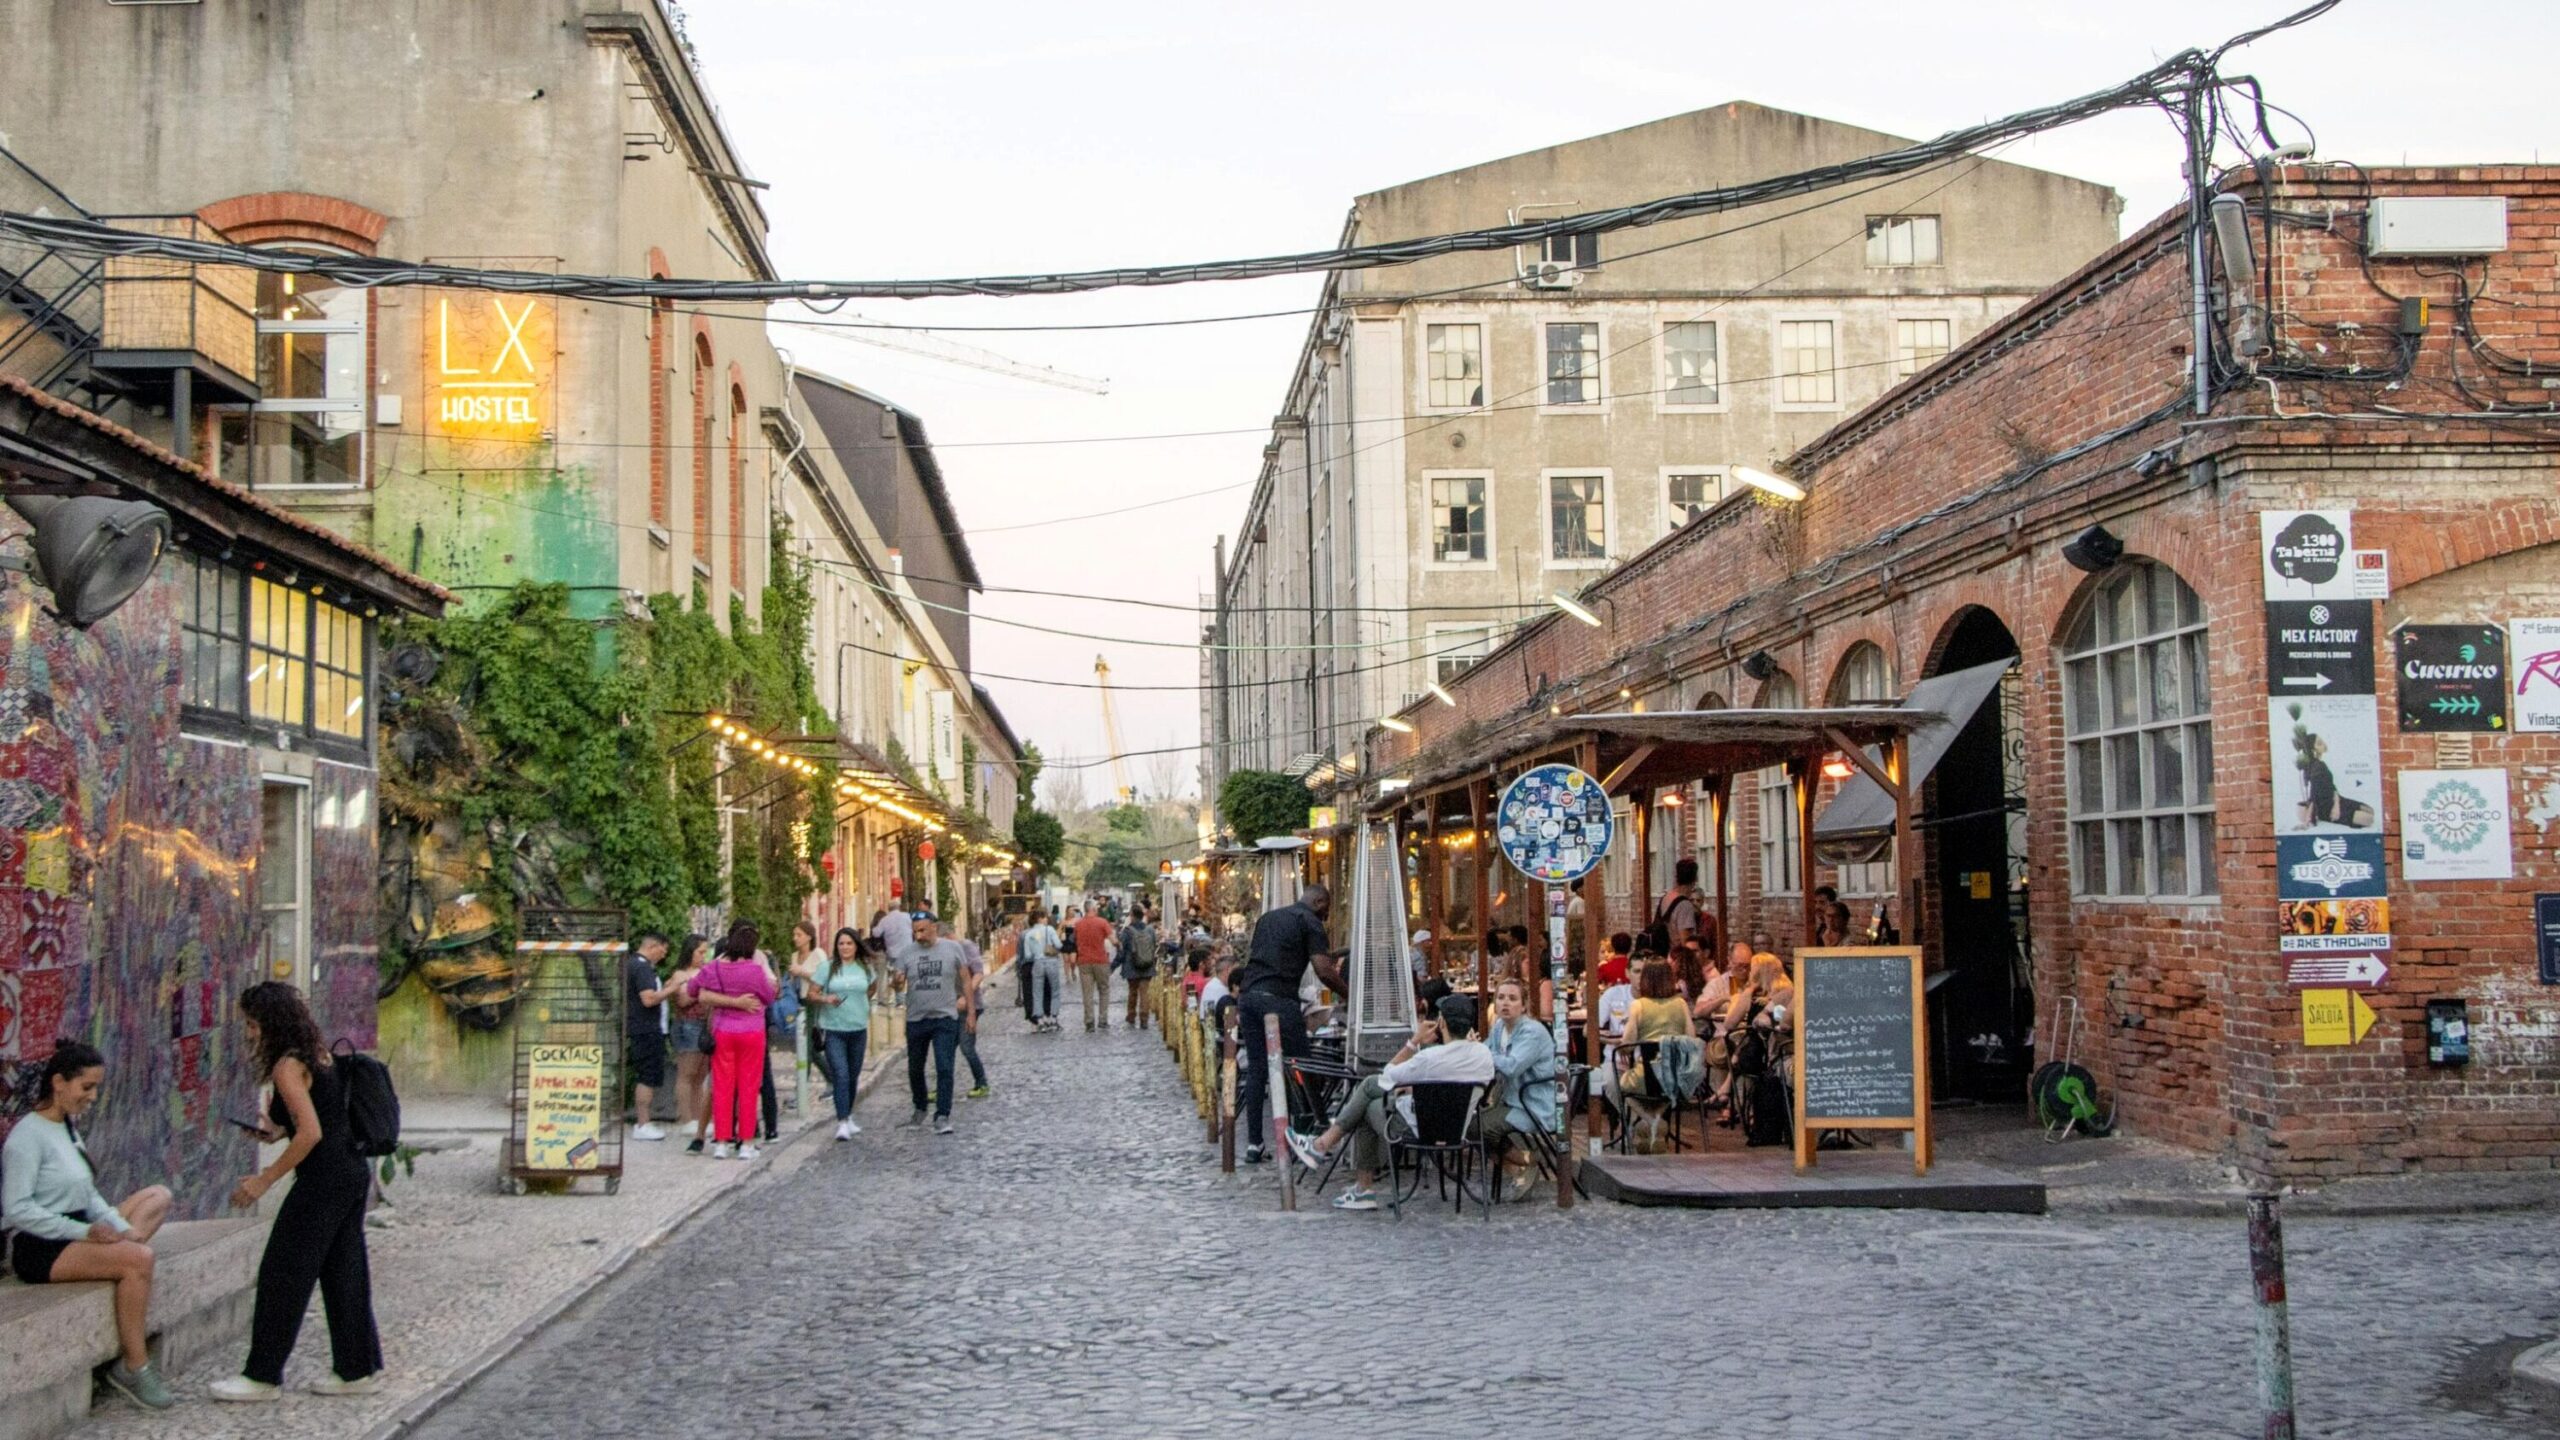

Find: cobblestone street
[405,990,2560,1439]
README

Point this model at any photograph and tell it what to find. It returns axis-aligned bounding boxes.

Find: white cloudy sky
[683,0,2552,793]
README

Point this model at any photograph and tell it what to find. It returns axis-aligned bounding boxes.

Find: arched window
[728,383,748,583]
[1756,672,1801,894]
[648,299,672,528]
[1828,642,1896,897]
[2062,560,2215,899]
[690,334,714,566]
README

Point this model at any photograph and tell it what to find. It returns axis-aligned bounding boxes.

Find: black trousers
[245,1162,381,1385]
[1236,988,1314,1143]
[760,1040,780,1139]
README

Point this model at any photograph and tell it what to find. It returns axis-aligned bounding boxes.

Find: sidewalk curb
[359,1036,904,1440]
[2515,1340,2560,1397]
[2050,1189,2560,1220]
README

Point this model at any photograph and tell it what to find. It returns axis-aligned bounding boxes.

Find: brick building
[1364,165,2560,1183]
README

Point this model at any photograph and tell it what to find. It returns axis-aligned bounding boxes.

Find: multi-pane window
[1828,643,1896,897]
[1665,471,1724,532]
[1429,624,1501,685]
[2064,561,2216,900]
[180,557,372,751]
[1428,476,1487,563]
[221,270,367,489]
[1894,318,1953,379]
[1541,233,1599,269]
[1544,322,1600,405]
[1777,320,1836,406]
[1662,321,1720,406]
[1546,473,1607,562]
[1756,673,1802,894]
[259,782,309,986]
[1865,214,1942,267]
[178,551,245,714]
[1425,323,1484,409]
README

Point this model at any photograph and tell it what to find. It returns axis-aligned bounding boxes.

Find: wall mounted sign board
[2399,768,2514,882]
[2265,600,2376,696]
[2509,619,2560,733]
[2395,623,2509,732]
[2262,510,2356,600]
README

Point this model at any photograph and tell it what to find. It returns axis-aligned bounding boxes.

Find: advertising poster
[525,1042,605,1170]
[2265,600,2375,696]
[2268,696,2384,837]
[2261,510,2356,601]
[2399,768,2514,882]
[2275,835,2387,899]
[2511,618,2560,733]
[2394,623,2509,732]
[2278,897,2392,952]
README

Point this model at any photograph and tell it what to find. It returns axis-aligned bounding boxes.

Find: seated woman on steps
[1,1038,177,1411]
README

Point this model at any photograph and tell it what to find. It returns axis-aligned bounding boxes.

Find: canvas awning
[1811,658,2015,845]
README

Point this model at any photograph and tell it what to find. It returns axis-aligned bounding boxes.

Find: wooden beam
[1822,726,1906,802]
[1797,751,1820,948]
[1469,777,1490,1015]
[1599,740,1659,794]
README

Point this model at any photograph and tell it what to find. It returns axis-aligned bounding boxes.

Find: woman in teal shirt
[803,927,873,1140]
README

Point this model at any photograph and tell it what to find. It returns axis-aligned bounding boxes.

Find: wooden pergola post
[1469,776,1490,1011]
[1709,776,1731,953]
[1797,749,1821,949]
[1632,785,1654,944]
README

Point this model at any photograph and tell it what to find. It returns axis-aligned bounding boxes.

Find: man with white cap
[1408,930,1435,986]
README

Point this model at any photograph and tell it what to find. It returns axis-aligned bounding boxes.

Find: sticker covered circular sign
[1494,763,1615,883]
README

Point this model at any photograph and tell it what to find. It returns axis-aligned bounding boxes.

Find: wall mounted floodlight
[1551,592,1602,627]
[1379,715,1415,734]
[1740,650,1780,682]
[1731,465,1806,502]
[2061,523,2126,574]
[0,493,172,627]
[2209,194,2271,360]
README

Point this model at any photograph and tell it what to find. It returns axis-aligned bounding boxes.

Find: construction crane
[1094,654,1135,803]
[770,314,1110,395]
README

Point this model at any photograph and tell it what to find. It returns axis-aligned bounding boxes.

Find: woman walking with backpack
[213,983,381,1402]
[685,923,777,1160]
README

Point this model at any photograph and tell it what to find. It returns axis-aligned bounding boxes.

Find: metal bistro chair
[1509,1064,1592,1202]
[1386,1081,1491,1220]
[1284,1052,1362,1194]
[1615,1040,1707,1155]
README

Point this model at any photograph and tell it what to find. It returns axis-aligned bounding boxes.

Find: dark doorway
[1927,609,2031,1102]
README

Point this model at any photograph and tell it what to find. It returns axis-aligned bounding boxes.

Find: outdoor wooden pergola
[1368,705,1943,1143]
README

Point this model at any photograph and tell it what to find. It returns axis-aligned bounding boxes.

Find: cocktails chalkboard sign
[1791,946,1931,1174]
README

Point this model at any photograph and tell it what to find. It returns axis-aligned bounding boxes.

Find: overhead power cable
[0,52,2205,302]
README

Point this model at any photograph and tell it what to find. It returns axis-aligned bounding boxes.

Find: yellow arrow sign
[2302,988,2379,1046]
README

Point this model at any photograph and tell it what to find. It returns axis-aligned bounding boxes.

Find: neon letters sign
[427,292,554,439]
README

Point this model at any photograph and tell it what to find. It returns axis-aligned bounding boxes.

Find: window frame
[258,777,314,988]
[239,262,369,492]
[1416,315,1491,415]
[1420,469,1495,571]
[176,550,375,761]
[2062,561,2218,903]
[1864,214,1944,268]
[1539,319,1605,411]
[1772,313,1843,412]
[1754,673,1803,896]
[1424,621,1503,686]
[1892,314,1956,381]
[1540,468,1613,569]
[1826,643,1897,898]
[1660,466,1727,538]
[1656,318,1728,414]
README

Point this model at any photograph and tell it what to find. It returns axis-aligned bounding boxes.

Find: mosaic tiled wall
[311,758,380,1051]
[0,567,381,1216]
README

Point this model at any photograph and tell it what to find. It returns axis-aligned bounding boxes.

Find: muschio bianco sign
[425,290,555,441]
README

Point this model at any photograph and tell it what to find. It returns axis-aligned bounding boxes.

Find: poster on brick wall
[2510,618,2560,733]
[2261,510,2356,601]
[2398,768,2513,882]
[2269,696,2384,836]
[2394,623,2509,733]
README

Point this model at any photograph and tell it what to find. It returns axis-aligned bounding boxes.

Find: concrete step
[0,1217,267,1440]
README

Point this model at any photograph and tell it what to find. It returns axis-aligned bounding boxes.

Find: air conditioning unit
[1521,259,1580,290]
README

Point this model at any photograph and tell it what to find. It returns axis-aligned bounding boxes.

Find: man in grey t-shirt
[894,914,975,1133]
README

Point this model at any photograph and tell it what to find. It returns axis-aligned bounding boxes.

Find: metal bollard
[2247,1192,2297,1440]
[1266,1014,1297,1211]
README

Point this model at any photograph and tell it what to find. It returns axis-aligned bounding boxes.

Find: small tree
[1085,836,1150,888]
[1013,806,1066,876]
[1218,768,1312,844]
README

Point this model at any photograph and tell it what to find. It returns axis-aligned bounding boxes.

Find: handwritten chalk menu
[525,1043,605,1171]
[1792,947,1931,1174]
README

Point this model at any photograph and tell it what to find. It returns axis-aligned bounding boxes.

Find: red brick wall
[1374,168,2560,1182]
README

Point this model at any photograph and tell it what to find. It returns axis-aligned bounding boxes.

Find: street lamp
[0,492,172,627]
[1731,465,1806,503]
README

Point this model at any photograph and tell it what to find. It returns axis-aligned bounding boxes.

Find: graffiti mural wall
[311,759,381,1051]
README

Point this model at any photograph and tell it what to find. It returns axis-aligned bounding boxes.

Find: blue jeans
[818,1027,868,1123]
[906,1016,961,1119]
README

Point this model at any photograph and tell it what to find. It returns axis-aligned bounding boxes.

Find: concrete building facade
[1206,102,2122,800]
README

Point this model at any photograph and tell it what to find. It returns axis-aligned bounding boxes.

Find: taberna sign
[2261,510,2354,600]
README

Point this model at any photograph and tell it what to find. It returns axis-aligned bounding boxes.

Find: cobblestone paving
[414,988,2560,1440]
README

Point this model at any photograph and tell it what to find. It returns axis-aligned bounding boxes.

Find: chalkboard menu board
[1792,947,1931,1174]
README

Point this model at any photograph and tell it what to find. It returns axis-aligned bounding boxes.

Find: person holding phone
[1,1040,175,1410]
[212,982,382,1402]
[1286,994,1494,1211]
[665,934,714,1153]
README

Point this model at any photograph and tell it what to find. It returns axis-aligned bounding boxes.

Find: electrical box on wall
[2366,197,2508,256]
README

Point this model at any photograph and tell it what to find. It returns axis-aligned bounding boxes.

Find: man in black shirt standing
[1235,883,1342,1163]
[622,931,672,1141]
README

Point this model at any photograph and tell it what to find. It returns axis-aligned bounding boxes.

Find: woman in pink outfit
[684,922,778,1159]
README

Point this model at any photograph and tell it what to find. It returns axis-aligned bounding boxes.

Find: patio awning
[1386,705,1944,806]
[1811,658,2015,844]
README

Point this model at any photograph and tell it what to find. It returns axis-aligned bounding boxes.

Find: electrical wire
[0,54,2205,303]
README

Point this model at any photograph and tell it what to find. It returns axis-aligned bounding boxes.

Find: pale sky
[683,0,2554,793]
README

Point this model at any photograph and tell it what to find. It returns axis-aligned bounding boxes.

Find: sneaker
[1282,1129,1318,1168]
[966,1085,991,1101]
[631,1123,667,1141]
[308,1372,381,1397]
[737,1143,761,1160]
[1330,1189,1380,1212]
[833,1122,853,1142]
[210,1376,281,1404]
[901,1110,927,1129]
[847,1118,863,1135]
[933,1116,954,1135]
[1242,1144,1268,1165]
[711,1142,735,1160]
[685,1137,705,1155]
[105,1362,175,1410]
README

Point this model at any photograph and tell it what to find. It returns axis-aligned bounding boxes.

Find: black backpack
[1124,924,1159,977]
[331,1040,402,1158]
[1639,889,1692,957]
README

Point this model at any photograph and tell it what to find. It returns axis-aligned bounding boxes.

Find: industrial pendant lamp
[1,493,173,627]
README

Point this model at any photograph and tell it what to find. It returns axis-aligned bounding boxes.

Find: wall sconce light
[2061,524,2126,574]
[1740,650,1779,682]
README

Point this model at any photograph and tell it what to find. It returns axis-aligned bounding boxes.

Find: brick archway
[196,192,388,255]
